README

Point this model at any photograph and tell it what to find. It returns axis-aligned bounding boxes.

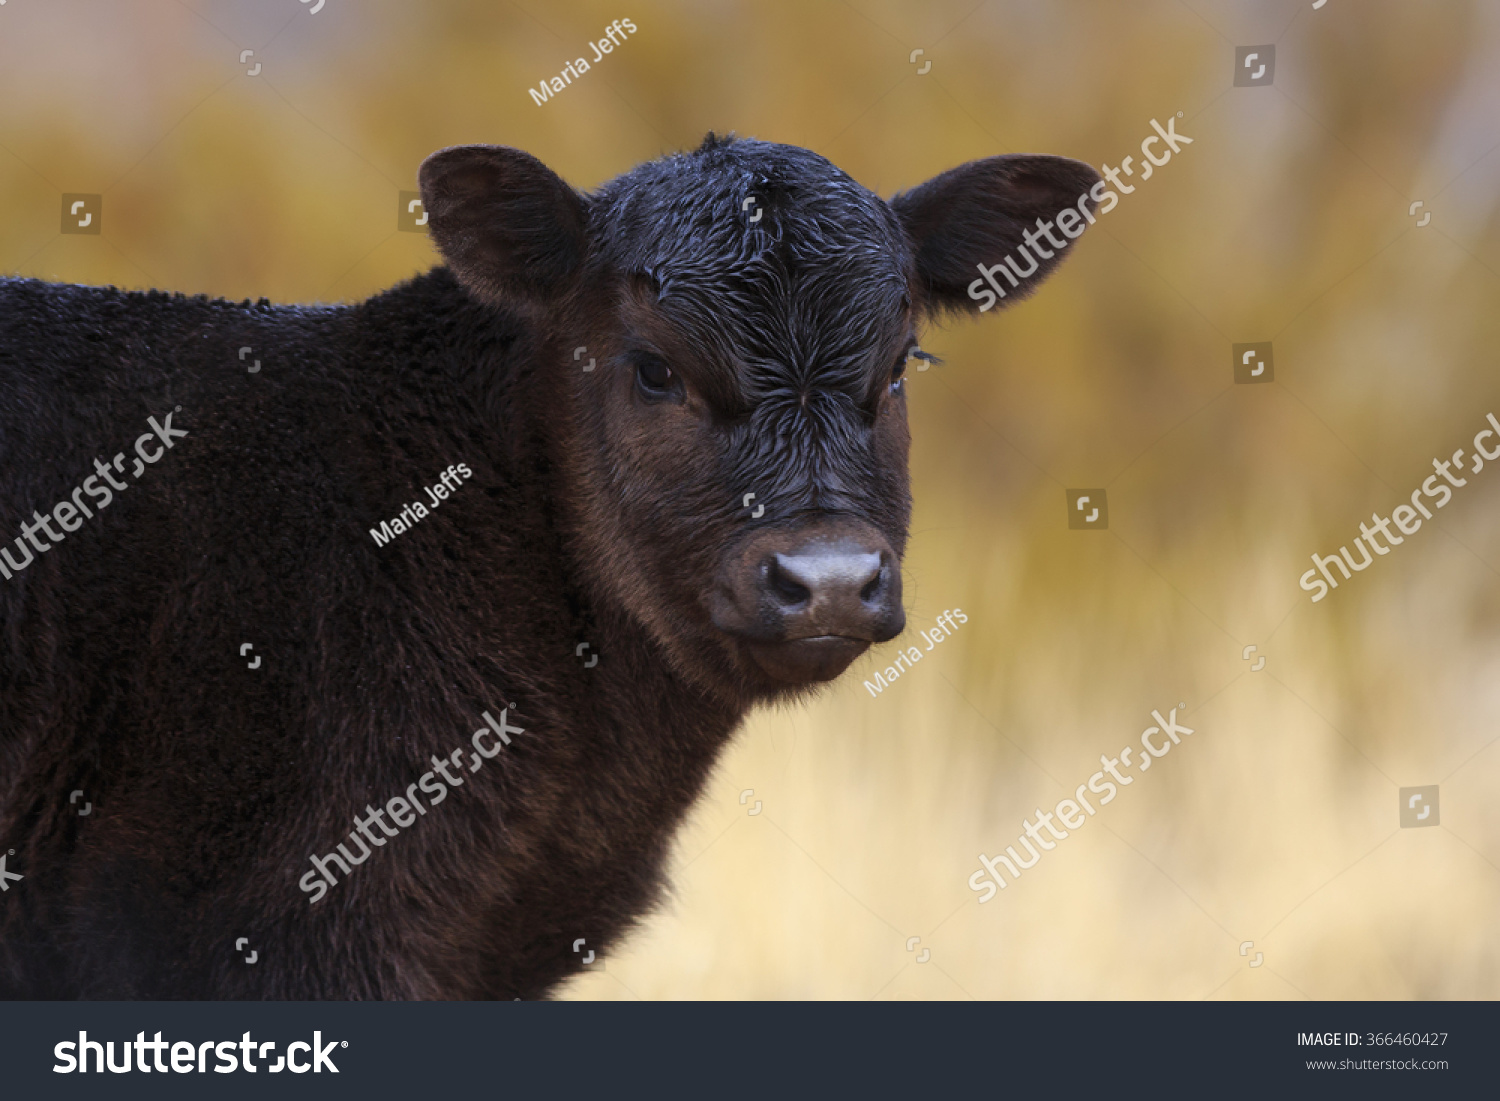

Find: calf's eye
[634,354,675,396]
[890,352,909,394]
[892,347,936,393]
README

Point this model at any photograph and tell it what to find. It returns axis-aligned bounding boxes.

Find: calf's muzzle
[709,520,905,684]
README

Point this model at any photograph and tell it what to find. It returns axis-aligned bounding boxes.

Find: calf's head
[419,135,1098,702]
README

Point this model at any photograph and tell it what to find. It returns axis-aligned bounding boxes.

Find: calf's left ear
[890,154,1101,315]
[419,144,590,306]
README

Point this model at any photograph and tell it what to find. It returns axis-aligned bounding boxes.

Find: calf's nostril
[859,566,885,603]
[767,556,813,607]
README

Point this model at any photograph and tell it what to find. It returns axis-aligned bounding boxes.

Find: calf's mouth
[743,635,874,684]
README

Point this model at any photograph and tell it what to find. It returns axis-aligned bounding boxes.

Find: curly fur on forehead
[587,133,913,404]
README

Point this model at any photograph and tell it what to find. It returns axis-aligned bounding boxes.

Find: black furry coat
[0,270,734,998]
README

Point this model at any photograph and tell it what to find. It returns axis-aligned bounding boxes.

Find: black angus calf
[0,134,1097,998]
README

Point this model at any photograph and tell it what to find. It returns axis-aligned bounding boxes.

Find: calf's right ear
[418,144,590,305]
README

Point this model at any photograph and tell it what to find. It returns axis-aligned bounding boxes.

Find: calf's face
[420,136,1097,701]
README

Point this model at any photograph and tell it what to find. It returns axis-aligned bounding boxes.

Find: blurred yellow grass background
[3,0,1497,998]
